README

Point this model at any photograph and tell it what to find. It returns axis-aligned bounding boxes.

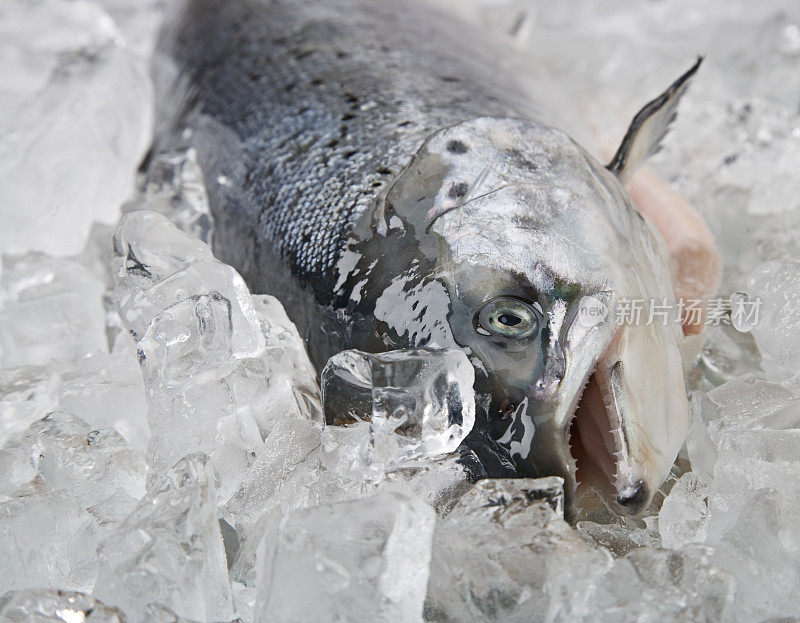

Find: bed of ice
[1,0,799,621]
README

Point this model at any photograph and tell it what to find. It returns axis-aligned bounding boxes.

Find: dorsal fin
[607,57,702,184]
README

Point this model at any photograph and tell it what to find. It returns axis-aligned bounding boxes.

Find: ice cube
[698,324,784,387]
[0,490,99,594]
[658,472,710,550]
[0,589,125,623]
[321,350,373,426]
[710,488,800,620]
[747,260,800,372]
[0,364,60,448]
[231,581,256,623]
[131,148,214,245]
[111,211,303,486]
[321,348,475,476]
[222,419,323,586]
[86,489,141,541]
[0,253,107,368]
[20,411,147,508]
[576,520,660,557]
[320,421,381,484]
[697,373,800,440]
[250,294,322,429]
[117,260,262,359]
[0,5,151,257]
[93,454,233,622]
[318,443,478,518]
[56,347,149,454]
[112,211,263,360]
[708,426,800,541]
[593,545,734,621]
[454,476,565,517]
[112,210,214,294]
[426,478,611,622]
[0,443,37,499]
[255,492,435,623]
[377,450,477,515]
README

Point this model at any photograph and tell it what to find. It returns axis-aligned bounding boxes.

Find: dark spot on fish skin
[342,149,356,159]
[447,140,468,154]
[376,167,392,175]
[440,75,460,82]
[723,153,738,165]
[273,37,287,46]
[507,148,538,171]
[335,50,348,58]
[344,92,359,105]
[310,78,323,87]
[341,112,356,121]
[398,120,412,127]
[294,49,314,60]
[371,181,382,188]
[284,81,296,93]
[448,182,468,199]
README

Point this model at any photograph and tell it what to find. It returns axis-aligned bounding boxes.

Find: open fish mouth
[568,369,650,517]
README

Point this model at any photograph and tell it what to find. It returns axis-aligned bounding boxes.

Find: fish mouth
[566,367,650,518]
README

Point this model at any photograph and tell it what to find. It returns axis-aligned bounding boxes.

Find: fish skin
[154,0,692,516]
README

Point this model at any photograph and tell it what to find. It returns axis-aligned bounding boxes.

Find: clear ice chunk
[222,419,323,586]
[86,489,141,542]
[255,492,435,623]
[93,454,233,622]
[111,210,321,491]
[592,545,734,621]
[0,589,125,623]
[56,346,150,454]
[377,452,476,515]
[0,364,61,448]
[321,348,475,477]
[747,259,800,372]
[112,210,215,294]
[0,253,107,368]
[112,219,260,357]
[686,393,718,483]
[128,148,214,245]
[658,472,710,550]
[710,488,799,619]
[12,412,147,508]
[317,447,476,517]
[250,294,322,433]
[426,477,611,621]
[698,324,784,387]
[0,5,151,257]
[576,519,660,558]
[0,490,99,594]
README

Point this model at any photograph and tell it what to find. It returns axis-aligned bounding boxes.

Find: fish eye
[474,297,541,340]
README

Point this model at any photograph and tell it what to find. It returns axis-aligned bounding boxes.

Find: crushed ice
[1,0,800,621]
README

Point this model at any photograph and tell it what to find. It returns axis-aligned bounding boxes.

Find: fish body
[154,0,693,517]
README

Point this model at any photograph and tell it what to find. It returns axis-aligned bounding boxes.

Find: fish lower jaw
[567,370,651,517]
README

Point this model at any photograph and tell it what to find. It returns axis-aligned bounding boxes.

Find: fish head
[385,117,690,519]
